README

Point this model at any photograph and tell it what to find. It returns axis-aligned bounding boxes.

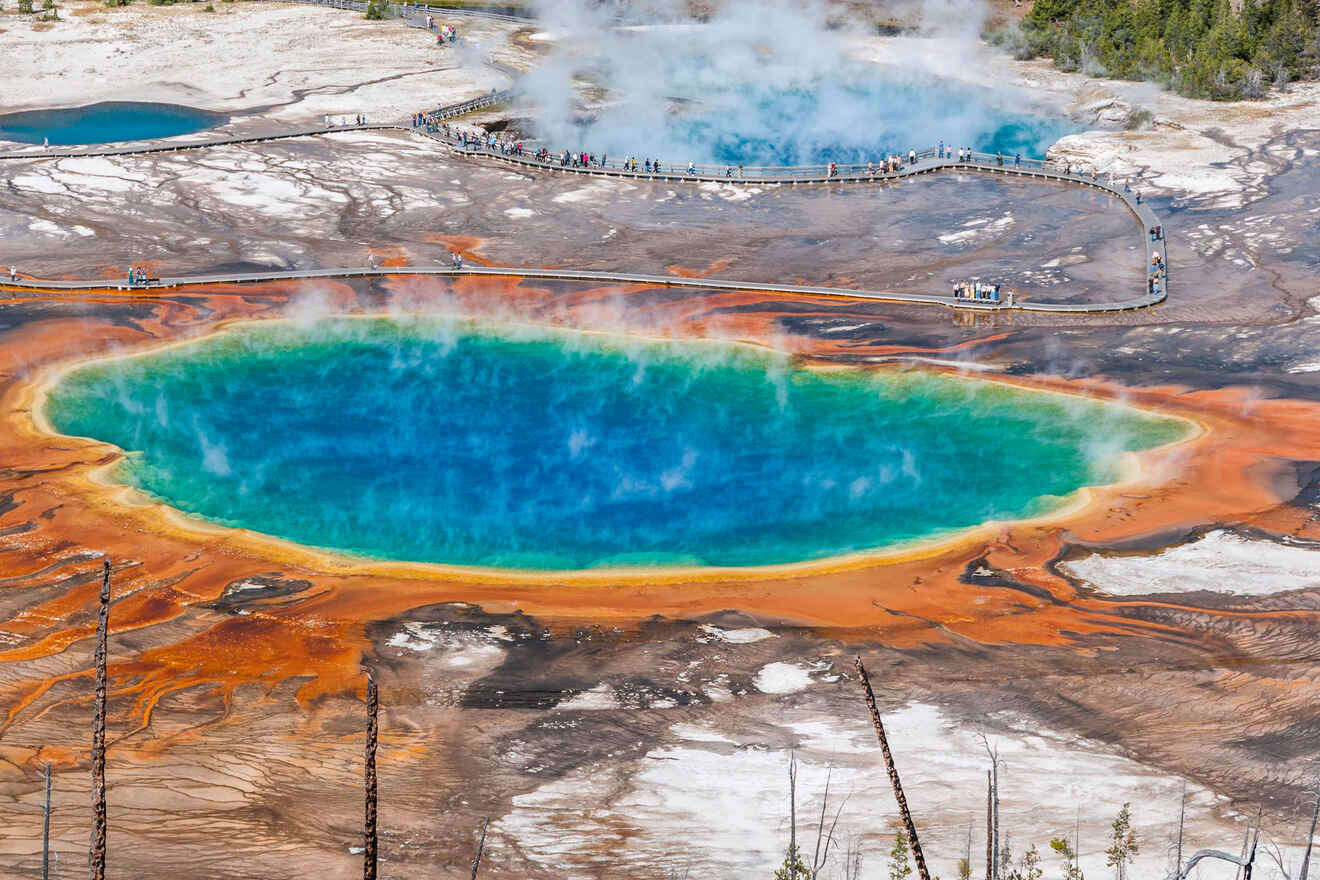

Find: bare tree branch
[812,765,832,874]
[1167,848,1252,880]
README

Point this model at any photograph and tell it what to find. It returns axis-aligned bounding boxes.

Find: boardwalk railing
[0,261,1161,314]
[0,116,1168,311]
[420,129,1169,307]
[287,0,532,22]
[425,88,516,120]
[0,125,1169,312]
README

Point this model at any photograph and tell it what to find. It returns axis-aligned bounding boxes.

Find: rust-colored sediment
[2,275,1319,722]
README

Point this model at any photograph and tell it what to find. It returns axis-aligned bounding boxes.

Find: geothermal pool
[44,318,1185,569]
[566,74,1077,166]
[0,102,223,146]
[533,17,1078,165]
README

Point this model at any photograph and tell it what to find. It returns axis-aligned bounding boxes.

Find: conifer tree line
[991,0,1320,99]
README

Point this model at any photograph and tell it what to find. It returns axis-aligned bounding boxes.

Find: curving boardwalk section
[0,0,1166,311]
[431,136,1169,309]
[0,82,1166,312]
[0,136,1168,312]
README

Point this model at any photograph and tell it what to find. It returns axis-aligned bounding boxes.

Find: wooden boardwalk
[0,41,1167,314]
[430,135,1169,311]
[1,262,1160,314]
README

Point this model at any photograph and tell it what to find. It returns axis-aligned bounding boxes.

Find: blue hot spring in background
[679,78,1077,166]
[551,63,1078,165]
[45,319,1185,570]
[0,102,223,146]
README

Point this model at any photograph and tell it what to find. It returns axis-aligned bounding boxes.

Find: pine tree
[890,829,914,880]
[1049,837,1084,880]
[1104,803,1138,880]
[1020,844,1044,880]
[774,844,810,880]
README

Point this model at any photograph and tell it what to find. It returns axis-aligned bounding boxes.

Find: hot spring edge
[41,317,1190,571]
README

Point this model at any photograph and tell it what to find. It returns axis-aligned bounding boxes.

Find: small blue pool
[0,102,225,146]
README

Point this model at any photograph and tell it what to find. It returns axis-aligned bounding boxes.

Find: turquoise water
[592,78,1075,166]
[554,62,1077,165]
[685,80,1077,165]
[45,319,1185,570]
[0,102,223,146]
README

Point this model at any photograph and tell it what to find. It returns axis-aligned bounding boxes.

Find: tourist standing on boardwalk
[7,265,15,282]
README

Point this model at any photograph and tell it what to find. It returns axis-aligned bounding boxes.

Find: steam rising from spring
[520,0,1075,164]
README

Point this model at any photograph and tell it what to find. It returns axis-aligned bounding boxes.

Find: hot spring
[0,102,224,147]
[553,73,1077,166]
[526,20,1078,165]
[44,318,1185,570]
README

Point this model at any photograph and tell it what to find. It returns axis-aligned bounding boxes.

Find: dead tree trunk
[364,675,378,880]
[1175,781,1186,877]
[1235,814,1254,880]
[977,735,1001,880]
[470,817,489,880]
[790,753,797,869]
[1245,809,1261,880]
[89,558,110,880]
[43,761,52,880]
[1301,788,1320,880]
[854,656,931,880]
[1171,849,1252,880]
[992,763,1000,880]
[985,771,993,880]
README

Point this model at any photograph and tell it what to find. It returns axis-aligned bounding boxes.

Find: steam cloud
[518,0,1074,164]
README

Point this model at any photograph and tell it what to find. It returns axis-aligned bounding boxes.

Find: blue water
[681,80,1076,166]
[552,67,1076,165]
[0,102,223,146]
[44,319,1184,570]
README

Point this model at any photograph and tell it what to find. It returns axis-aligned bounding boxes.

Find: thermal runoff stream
[45,318,1186,570]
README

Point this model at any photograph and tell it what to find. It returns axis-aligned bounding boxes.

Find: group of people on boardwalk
[323,114,368,128]
[862,154,910,175]
[435,22,458,43]
[953,280,1012,305]
[413,113,451,134]
[1148,251,1165,296]
[126,266,151,286]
